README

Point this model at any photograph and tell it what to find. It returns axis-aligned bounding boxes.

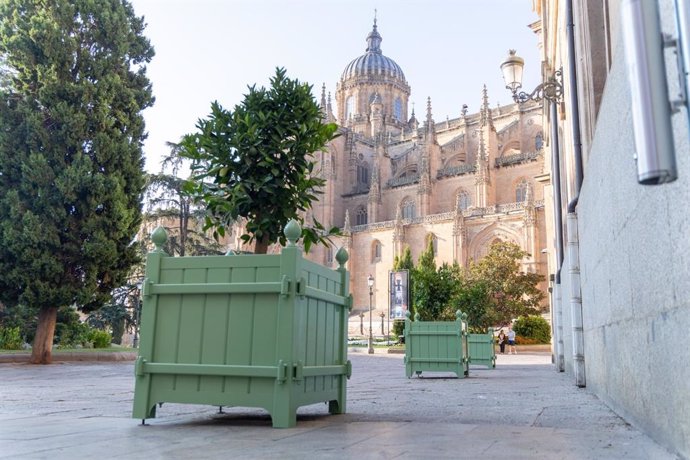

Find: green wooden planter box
[403,311,469,378]
[132,221,352,428]
[468,330,496,368]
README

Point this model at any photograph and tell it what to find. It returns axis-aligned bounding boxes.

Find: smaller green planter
[403,311,469,378]
[468,330,497,368]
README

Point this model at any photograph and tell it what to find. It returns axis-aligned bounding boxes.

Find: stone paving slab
[0,353,679,459]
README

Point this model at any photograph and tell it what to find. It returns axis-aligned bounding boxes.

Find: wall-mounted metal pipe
[567,213,586,387]
[565,0,586,388]
[621,0,677,184]
[676,0,690,116]
[550,100,564,284]
[566,0,584,213]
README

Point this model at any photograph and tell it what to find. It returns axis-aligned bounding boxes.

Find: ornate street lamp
[367,274,374,354]
[500,50,565,278]
[501,49,563,103]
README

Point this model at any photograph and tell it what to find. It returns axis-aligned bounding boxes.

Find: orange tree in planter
[181,68,340,254]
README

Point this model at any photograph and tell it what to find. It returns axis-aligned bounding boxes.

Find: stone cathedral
[231,19,547,333]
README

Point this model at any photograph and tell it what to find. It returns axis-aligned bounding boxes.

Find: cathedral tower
[336,17,411,137]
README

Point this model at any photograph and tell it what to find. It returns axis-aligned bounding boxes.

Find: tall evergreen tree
[0,0,154,363]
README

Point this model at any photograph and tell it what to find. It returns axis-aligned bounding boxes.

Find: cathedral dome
[341,20,406,82]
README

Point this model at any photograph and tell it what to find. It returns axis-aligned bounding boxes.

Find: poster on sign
[389,270,409,320]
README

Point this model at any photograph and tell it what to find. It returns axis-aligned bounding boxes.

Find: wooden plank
[150,281,283,295]
[143,362,280,378]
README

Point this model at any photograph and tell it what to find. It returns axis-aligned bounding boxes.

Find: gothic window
[401,199,416,220]
[355,206,368,226]
[326,246,333,265]
[346,96,355,119]
[456,190,471,211]
[394,97,403,121]
[357,162,369,186]
[535,132,544,150]
[371,240,382,262]
[516,179,530,202]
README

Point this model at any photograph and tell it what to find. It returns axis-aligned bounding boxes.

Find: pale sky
[128,0,541,173]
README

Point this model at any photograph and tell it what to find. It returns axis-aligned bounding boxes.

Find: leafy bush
[513,315,551,344]
[0,325,22,350]
[392,320,405,340]
[515,335,541,345]
[88,329,112,349]
[0,303,38,344]
[55,321,91,349]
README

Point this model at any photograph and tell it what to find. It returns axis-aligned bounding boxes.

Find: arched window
[371,240,382,262]
[516,179,530,202]
[394,97,403,121]
[535,132,544,150]
[401,199,416,220]
[346,96,355,119]
[326,247,333,265]
[357,162,369,186]
[355,207,368,226]
[456,190,471,211]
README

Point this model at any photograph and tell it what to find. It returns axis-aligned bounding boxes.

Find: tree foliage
[513,315,551,343]
[462,241,545,329]
[144,142,224,256]
[180,67,339,254]
[412,238,459,321]
[395,239,545,332]
[0,0,154,363]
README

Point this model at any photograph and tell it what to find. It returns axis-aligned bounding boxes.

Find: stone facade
[315,19,547,333]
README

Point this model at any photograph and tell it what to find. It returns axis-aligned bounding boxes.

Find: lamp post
[500,50,564,279]
[367,274,374,354]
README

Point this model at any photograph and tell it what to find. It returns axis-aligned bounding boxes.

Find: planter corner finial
[335,247,349,266]
[151,226,168,251]
[284,219,301,246]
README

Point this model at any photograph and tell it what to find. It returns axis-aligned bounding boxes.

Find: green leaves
[398,240,545,331]
[180,67,339,253]
[463,241,545,329]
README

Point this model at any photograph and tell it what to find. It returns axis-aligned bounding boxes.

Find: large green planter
[403,311,469,378]
[132,220,352,428]
[468,330,496,368]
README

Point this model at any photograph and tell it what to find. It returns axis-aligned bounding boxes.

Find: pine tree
[0,0,154,363]
[144,142,224,256]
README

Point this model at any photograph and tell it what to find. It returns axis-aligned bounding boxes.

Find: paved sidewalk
[0,352,678,459]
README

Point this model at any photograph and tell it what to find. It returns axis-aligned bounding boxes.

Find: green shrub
[88,329,112,349]
[392,320,405,340]
[513,315,551,344]
[515,335,541,345]
[0,325,22,350]
[55,321,91,349]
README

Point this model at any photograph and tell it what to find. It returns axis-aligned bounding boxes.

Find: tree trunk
[30,306,58,364]
[254,234,270,254]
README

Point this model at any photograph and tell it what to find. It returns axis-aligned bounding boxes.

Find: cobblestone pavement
[0,351,679,459]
